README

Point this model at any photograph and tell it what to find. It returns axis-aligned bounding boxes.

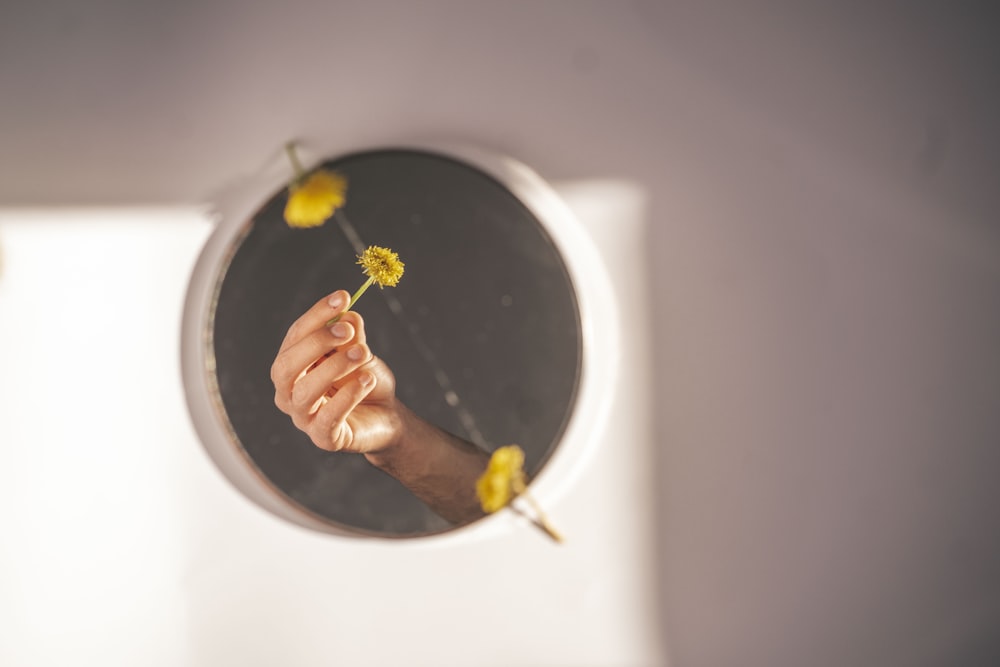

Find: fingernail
[359,372,374,387]
[328,292,345,309]
[330,323,349,339]
[346,346,364,361]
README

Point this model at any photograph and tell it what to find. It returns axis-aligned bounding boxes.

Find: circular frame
[180,143,618,543]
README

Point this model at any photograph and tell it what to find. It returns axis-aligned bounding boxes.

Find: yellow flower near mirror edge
[476,445,563,543]
[476,444,527,513]
[284,169,348,228]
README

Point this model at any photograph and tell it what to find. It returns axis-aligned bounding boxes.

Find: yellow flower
[284,170,347,228]
[475,444,564,542]
[325,245,405,326]
[476,445,527,513]
[357,245,405,288]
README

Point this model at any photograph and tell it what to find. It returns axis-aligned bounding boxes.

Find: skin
[270,289,490,525]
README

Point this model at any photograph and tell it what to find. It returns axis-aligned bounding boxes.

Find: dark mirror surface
[211,149,581,536]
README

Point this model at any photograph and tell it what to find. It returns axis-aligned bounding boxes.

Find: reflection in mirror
[208,149,581,537]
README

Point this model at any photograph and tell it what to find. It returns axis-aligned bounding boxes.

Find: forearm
[364,402,490,525]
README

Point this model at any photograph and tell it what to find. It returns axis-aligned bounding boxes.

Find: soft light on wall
[0,186,663,667]
[0,209,211,665]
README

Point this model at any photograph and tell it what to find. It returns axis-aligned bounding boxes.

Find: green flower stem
[285,142,306,181]
[326,276,375,326]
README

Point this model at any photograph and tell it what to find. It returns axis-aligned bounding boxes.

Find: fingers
[271,310,366,409]
[270,293,389,453]
[309,371,378,451]
[278,290,351,354]
[289,342,372,415]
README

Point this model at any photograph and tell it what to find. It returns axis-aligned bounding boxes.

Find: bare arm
[364,403,488,524]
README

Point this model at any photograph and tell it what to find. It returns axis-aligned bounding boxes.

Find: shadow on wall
[646,126,1000,666]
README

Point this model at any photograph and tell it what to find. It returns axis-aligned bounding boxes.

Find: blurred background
[1,2,998,666]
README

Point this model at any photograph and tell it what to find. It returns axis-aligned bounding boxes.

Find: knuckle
[312,422,346,452]
[290,412,310,432]
[291,389,314,411]
[310,432,333,451]
[270,355,290,384]
[286,320,303,341]
[331,422,352,452]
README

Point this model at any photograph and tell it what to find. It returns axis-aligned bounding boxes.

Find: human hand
[272,290,491,524]
[270,290,401,453]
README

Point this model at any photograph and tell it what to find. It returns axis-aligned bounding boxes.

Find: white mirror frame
[180,143,618,543]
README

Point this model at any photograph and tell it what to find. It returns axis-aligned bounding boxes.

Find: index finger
[279,290,351,354]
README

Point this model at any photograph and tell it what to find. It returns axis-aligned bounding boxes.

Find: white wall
[0,211,208,665]
[0,198,661,667]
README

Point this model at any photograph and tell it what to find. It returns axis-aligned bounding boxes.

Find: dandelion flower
[476,445,527,513]
[476,445,563,543]
[284,169,347,228]
[357,245,405,288]
[326,245,405,325]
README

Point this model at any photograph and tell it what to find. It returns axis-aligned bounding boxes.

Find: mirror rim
[180,142,618,542]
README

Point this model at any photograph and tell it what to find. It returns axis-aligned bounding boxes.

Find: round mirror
[184,147,584,537]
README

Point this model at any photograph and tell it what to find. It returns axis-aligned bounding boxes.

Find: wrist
[363,401,416,471]
[361,401,491,525]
